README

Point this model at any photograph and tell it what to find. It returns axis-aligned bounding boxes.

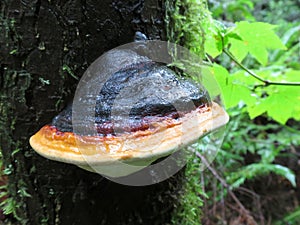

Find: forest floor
[202,145,300,225]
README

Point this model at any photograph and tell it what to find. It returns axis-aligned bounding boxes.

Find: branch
[195,152,258,225]
[223,48,300,87]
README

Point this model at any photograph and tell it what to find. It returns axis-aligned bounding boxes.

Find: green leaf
[229,22,286,65]
[284,69,300,82]
[204,25,223,58]
[249,45,269,66]
[248,84,300,124]
[247,100,268,119]
[246,69,300,123]
[228,38,249,62]
[271,164,297,187]
[226,32,243,41]
[229,163,296,188]
[281,25,300,46]
[201,66,222,98]
[211,65,257,109]
[248,93,289,124]
[277,207,300,225]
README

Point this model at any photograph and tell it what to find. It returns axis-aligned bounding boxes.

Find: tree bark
[0,0,185,224]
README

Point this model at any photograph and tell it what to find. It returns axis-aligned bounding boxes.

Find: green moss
[62,64,79,80]
[171,153,206,225]
[165,1,214,224]
[166,0,212,58]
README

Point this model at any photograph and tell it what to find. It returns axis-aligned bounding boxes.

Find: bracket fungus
[30,49,229,178]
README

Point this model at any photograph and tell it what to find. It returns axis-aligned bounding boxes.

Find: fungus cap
[29,50,229,177]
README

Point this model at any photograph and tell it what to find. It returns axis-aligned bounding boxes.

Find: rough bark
[0,1,185,224]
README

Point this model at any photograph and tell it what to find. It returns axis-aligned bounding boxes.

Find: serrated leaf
[211,65,257,108]
[236,22,286,49]
[248,85,300,124]
[247,100,268,119]
[245,68,300,123]
[223,84,248,108]
[230,21,286,65]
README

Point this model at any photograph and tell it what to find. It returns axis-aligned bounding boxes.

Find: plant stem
[195,152,258,225]
[223,49,300,87]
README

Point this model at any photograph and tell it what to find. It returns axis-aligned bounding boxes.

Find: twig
[223,48,300,87]
[201,173,209,216]
[237,187,265,225]
[195,152,258,225]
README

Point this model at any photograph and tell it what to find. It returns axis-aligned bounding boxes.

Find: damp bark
[0,0,193,225]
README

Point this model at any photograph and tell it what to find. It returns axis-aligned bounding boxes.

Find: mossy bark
[0,1,186,224]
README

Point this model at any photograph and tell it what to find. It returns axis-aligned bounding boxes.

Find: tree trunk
[0,0,186,224]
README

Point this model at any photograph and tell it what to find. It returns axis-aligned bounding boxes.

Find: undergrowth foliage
[203,20,300,124]
[219,107,299,188]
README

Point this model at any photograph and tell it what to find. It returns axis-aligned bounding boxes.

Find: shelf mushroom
[30,50,229,177]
